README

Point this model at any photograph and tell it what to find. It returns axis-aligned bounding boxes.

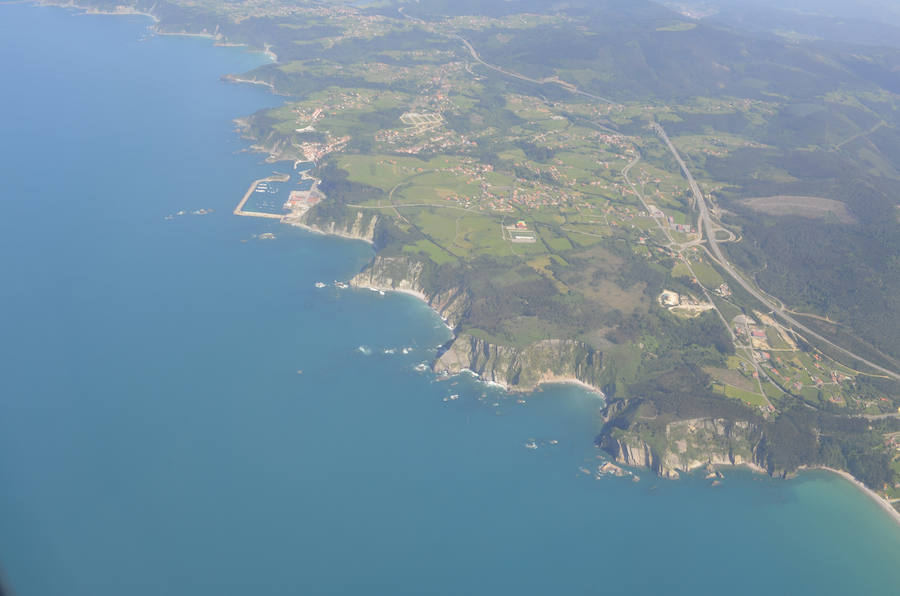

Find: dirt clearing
[742,196,856,223]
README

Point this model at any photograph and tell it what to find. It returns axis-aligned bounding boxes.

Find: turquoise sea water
[1,6,900,595]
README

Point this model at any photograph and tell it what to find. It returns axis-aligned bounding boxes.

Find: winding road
[651,123,900,382]
[454,33,900,382]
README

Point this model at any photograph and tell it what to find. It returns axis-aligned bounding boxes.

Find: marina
[234,161,323,220]
[233,173,290,219]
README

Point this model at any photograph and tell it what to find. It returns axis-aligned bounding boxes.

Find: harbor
[233,172,291,219]
[234,162,323,220]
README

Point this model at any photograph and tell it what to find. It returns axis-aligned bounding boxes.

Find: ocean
[1,5,899,595]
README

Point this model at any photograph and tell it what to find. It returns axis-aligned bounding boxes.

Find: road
[384,182,462,260]
[454,32,900,383]
[622,149,771,403]
[863,412,900,421]
[621,153,673,243]
[651,122,900,382]
[456,36,618,105]
[835,119,887,150]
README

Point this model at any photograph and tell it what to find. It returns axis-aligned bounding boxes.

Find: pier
[234,173,290,219]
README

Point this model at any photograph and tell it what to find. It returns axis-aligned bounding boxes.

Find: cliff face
[598,413,767,478]
[233,120,297,161]
[349,256,469,329]
[350,255,427,294]
[350,256,604,392]
[433,335,604,392]
[603,435,667,476]
[286,209,379,244]
[659,418,761,475]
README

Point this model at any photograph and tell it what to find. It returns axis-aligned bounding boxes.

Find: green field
[690,261,726,287]
[715,383,769,407]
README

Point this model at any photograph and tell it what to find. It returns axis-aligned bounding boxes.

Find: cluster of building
[712,283,732,297]
[289,89,383,127]
[883,433,900,451]
[283,189,322,214]
[504,221,536,243]
[294,135,350,162]
[752,350,771,362]
[736,323,770,346]
[657,289,714,315]
[377,130,476,155]
[207,0,401,41]
[442,13,569,32]
[750,347,855,403]
[670,220,694,234]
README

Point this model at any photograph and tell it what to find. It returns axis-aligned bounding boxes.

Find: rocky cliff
[285,209,379,244]
[349,256,605,392]
[350,255,427,295]
[233,120,298,162]
[433,335,604,392]
[349,256,469,329]
[599,416,765,479]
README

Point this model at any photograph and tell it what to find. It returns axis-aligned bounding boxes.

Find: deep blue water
[1,5,900,595]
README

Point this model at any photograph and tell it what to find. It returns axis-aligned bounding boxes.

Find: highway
[456,36,618,105]
[651,122,900,382]
[453,32,900,382]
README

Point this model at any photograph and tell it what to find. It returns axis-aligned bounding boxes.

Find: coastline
[623,459,900,528]
[811,466,900,528]
[153,29,216,39]
[697,460,768,476]
[364,285,427,301]
[530,374,605,397]
[263,44,278,63]
[349,281,606,397]
[37,1,159,22]
[349,283,445,325]
[283,220,376,246]
[10,5,900,594]
[37,2,280,65]
[37,0,900,534]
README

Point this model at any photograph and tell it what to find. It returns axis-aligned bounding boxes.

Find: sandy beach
[814,466,900,528]
[658,460,899,529]
[530,374,605,397]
